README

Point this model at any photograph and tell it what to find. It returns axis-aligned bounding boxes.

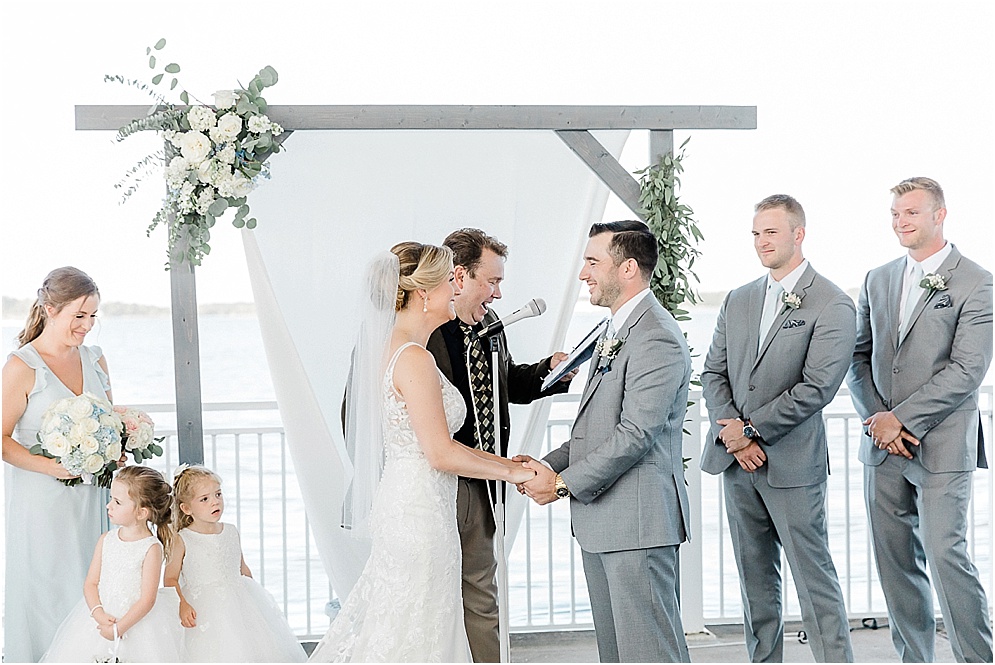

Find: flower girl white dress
[42,529,183,662]
[177,524,306,662]
[310,342,472,662]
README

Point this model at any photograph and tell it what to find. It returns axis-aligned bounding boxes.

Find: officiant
[427,228,574,663]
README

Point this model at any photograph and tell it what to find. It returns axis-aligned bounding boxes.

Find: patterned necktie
[758,282,784,353]
[900,263,924,337]
[460,322,496,454]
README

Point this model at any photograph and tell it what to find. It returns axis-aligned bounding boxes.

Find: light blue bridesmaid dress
[4,344,110,662]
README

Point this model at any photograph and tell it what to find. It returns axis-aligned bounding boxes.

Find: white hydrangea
[270,122,284,135]
[216,144,236,165]
[178,182,197,214]
[187,106,217,132]
[179,131,212,166]
[165,156,191,188]
[248,114,272,134]
[196,187,217,216]
[215,170,254,198]
[213,89,237,110]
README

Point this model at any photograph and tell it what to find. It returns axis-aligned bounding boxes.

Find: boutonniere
[595,336,625,373]
[920,272,948,299]
[780,291,803,313]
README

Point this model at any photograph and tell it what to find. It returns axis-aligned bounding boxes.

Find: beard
[591,277,621,308]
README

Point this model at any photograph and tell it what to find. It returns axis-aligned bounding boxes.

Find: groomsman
[427,228,572,663]
[701,195,855,662]
[847,177,993,663]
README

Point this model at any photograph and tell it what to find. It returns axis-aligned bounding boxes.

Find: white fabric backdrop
[242,129,628,598]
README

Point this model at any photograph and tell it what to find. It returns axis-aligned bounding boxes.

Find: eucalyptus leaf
[233,217,246,229]
[245,218,257,229]
[154,38,166,50]
[149,55,156,69]
[164,63,180,74]
[151,73,163,85]
[170,78,178,90]
[208,199,229,216]
[180,91,189,105]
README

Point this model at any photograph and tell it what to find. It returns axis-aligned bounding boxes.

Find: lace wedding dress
[310,342,471,662]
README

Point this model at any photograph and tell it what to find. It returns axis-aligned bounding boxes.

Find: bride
[310,242,535,663]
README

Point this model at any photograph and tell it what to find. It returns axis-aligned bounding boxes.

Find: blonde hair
[172,465,223,533]
[389,242,454,311]
[755,194,806,230]
[116,466,174,558]
[891,177,945,210]
[17,267,100,347]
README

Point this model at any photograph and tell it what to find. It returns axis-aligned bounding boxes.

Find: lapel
[575,295,654,417]
[754,265,816,369]
[898,246,961,348]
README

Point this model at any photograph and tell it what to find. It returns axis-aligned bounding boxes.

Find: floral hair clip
[172,463,191,480]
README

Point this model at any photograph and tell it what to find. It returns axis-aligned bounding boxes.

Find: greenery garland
[636,137,703,321]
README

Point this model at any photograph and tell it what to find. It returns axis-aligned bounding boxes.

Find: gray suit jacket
[544,293,692,553]
[847,245,993,473]
[700,265,856,488]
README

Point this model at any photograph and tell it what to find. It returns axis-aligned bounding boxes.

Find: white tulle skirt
[41,588,183,663]
[181,576,306,662]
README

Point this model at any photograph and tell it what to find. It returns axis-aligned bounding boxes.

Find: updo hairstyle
[389,242,454,312]
[17,267,100,347]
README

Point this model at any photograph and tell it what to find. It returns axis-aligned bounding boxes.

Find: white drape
[243,129,628,599]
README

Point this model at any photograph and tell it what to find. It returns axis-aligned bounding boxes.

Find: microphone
[476,298,546,338]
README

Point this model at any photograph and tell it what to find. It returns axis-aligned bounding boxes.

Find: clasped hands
[510,455,560,505]
[716,418,766,473]
[91,607,118,641]
[864,410,919,459]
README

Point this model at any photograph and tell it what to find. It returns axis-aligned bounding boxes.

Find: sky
[1,0,992,308]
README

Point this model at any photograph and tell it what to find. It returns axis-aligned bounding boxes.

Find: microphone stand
[486,333,511,663]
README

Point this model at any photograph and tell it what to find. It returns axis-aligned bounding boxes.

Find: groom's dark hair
[590,220,657,281]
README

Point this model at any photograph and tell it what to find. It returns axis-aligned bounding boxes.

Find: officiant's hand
[521,460,559,504]
[549,352,578,382]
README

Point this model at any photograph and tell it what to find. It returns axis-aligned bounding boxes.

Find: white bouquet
[31,393,123,488]
[113,405,165,462]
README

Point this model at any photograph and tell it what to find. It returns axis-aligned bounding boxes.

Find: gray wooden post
[168,214,205,465]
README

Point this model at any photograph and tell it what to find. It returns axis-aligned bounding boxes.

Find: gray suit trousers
[723,466,853,662]
[456,478,499,663]
[864,455,993,663]
[581,545,690,663]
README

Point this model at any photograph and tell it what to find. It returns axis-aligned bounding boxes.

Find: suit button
[893,368,900,374]
[748,385,756,391]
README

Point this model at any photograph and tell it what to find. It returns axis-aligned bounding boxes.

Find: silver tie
[900,263,924,337]
[758,282,784,353]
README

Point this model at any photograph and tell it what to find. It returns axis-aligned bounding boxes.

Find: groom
[521,220,692,663]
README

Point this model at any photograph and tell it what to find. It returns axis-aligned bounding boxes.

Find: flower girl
[164,465,306,662]
[42,466,183,662]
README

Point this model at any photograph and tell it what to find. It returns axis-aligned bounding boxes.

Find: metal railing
[140,386,993,638]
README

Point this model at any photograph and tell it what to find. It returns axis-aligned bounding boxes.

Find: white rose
[187,106,217,132]
[105,441,122,461]
[247,114,272,134]
[79,434,100,454]
[99,413,118,430]
[66,425,84,446]
[45,432,71,457]
[216,144,236,165]
[179,131,212,166]
[83,454,105,474]
[165,156,191,188]
[135,423,154,448]
[41,411,60,433]
[231,173,255,198]
[214,113,242,142]
[197,159,217,184]
[68,396,94,420]
[80,417,100,435]
[213,89,237,110]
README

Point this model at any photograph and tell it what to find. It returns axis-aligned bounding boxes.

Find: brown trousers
[456,478,500,663]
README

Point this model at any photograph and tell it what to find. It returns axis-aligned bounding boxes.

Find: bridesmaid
[2,267,112,662]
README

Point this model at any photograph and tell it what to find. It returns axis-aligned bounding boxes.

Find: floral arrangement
[920,272,948,298]
[781,291,803,311]
[113,406,164,463]
[109,38,284,266]
[31,394,123,488]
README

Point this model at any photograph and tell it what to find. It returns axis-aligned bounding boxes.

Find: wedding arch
[75,103,755,634]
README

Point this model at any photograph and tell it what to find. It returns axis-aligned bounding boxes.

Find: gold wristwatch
[554,474,570,498]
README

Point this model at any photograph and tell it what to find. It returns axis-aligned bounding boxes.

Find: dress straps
[385,342,423,378]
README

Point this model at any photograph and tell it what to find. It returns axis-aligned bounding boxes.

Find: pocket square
[933,294,953,309]
[782,319,806,329]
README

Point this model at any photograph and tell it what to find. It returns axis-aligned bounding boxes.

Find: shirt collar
[906,242,951,277]
[767,259,809,295]
[611,288,652,334]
